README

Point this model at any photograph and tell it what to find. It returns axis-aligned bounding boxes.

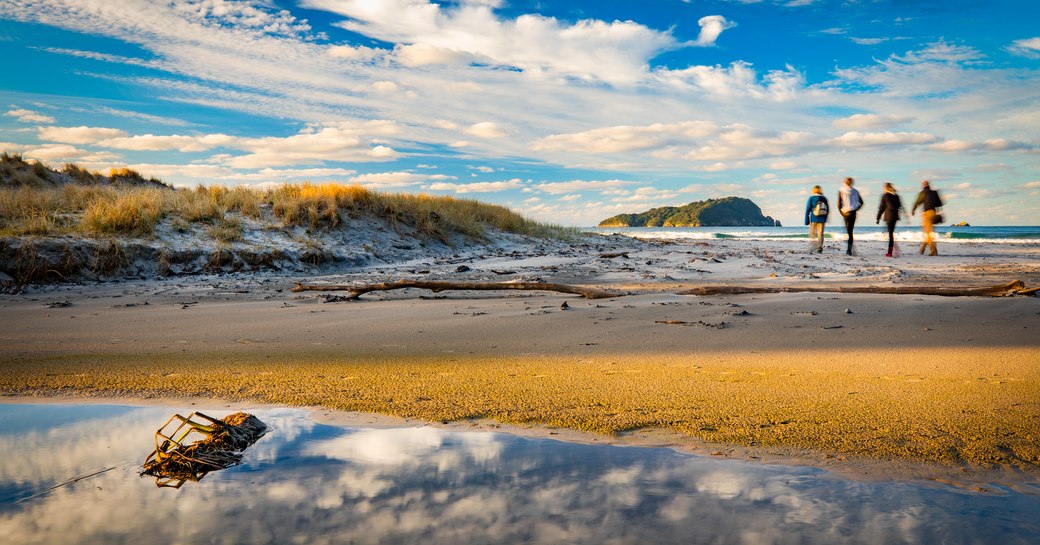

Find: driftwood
[291,280,622,300]
[679,280,1035,298]
[142,412,267,488]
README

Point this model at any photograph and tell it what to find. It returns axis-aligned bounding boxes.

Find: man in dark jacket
[876,183,906,257]
[911,180,943,255]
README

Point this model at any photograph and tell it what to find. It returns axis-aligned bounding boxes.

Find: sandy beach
[2,233,1039,487]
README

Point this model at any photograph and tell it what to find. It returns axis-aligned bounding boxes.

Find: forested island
[598,197,780,227]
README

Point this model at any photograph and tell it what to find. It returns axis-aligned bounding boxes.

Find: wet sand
[1,235,1039,485]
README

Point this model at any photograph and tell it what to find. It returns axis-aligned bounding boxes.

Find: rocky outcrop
[598,197,780,227]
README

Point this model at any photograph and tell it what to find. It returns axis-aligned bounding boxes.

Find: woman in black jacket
[876,183,907,257]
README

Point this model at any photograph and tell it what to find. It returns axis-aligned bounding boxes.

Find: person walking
[911,180,943,255]
[804,185,829,253]
[875,183,907,257]
[837,177,863,255]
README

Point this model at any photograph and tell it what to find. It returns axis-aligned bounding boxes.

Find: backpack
[813,198,828,217]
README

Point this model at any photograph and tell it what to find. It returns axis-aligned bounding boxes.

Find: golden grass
[0,177,577,242]
[81,189,165,236]
[3,348,1038,473]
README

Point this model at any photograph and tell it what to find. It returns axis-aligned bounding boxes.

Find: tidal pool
[1,403,1038,545]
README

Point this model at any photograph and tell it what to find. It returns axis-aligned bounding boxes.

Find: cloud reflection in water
[0,404,1037,545]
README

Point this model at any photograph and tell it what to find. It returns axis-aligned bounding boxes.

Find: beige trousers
[809,222,825,252]
[921,210,937,255]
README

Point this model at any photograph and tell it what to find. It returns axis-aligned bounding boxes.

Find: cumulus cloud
[23,144,92,161]
[372,80,400,93]
[929,138,1036,153]
[532,119,999,168]
[466,121,508,138]
[122,162,235,180]
[394,43,472,66]
[326,44,381,60]
[654,61,804,99]
[694,15,735,47]
[222,121,402,168]
[829,131,938,148]
[832,114,913,129]
[38,126,128,144]
[23,144,120,163]
[348,171,433,187]
[5,108,56,123]
[300,0,677,84]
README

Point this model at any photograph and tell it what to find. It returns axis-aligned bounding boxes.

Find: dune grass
[0,156,578,242]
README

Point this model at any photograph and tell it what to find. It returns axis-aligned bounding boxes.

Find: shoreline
[3,235,1039,489]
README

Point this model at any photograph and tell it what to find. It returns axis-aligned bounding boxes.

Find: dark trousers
[886,220,897,254]
[843,212,857,251]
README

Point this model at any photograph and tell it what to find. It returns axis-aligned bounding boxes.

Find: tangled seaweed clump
[141,411,267,488]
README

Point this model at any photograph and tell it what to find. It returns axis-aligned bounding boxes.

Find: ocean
[592,225,1040,244]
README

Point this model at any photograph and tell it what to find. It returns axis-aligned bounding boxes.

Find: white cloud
[533,121,718,154]
[466,121,508,139]
[533,179,638,195]
[38,126,128,144]
[223,121,401,168]
[89,106,190,127]
[348,171,430,187]
[124,162,234,180]
[832,114,912,129]
[425,179,523,193]
[326,44,381,60]
[694,16,735,47]
[372,80,400,93]
[930,139,975,152]
[23,144,119,163]
[301,0,677,84]
[394,43,471,66]
[894,40,983,64]
[1007,37,1040,58]
[829,131,938,148]
[23,144,91,161]
[5,108,56,123]
[850,37,887,46]
[654,61,804,99]
[99,133,234,152]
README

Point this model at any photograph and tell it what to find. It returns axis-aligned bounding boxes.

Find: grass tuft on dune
[0,154,577,242]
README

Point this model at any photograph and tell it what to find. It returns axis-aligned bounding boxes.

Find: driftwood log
[291,280,622,300]
[679,280,1036,297]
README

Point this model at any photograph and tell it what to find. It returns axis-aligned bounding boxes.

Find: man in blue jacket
[805,185,830,253]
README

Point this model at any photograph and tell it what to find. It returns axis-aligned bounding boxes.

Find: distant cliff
[598,197,780,227]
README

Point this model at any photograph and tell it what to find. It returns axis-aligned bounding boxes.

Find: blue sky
[1,0,1038,226]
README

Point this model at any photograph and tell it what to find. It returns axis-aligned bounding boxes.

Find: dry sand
[1,234,1038,487]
